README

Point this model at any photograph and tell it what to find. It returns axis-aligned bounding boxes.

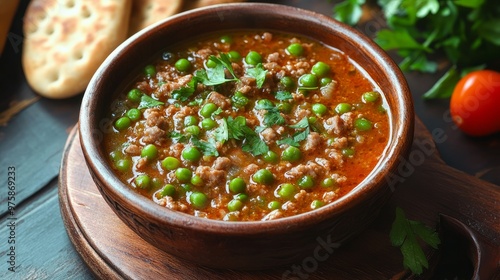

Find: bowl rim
[79,3,414,235]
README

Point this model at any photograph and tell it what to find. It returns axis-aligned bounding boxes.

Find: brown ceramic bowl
[79,3,414,270]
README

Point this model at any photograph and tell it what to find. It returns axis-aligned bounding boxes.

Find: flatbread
[189,0,245,9]
[128,0,182,36]
[22,0,132,99]
[0,0,20,56]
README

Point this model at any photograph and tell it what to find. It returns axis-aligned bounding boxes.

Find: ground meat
[262,210,283,221]
[243,163,259,175]
[236,76,256,95]
[329,137,348,149]
[323,191,338,203]
[285,161,324,180]
[303,132,322,152]
[135,157,148,170]
[267,52,280,62]
[197,48,213,60]
[124,144,141,155]
[207,91,231,109]
[314,158,332,172]
[247,183,267,196]
[142,126,166,144]
[263,62,281,73]
[144,108,166,128]
[260,127,278,144]
[341,112,355,129]
[212,157,232,170]
[164,104,179,119]
[294,107,310,120]
[195,166,226,188]
[169,143,184,158]
[325,115,345,135]
[294,190,308,201]
[325,149,344,168]
[158,196,189,212]
[261,32,273,42]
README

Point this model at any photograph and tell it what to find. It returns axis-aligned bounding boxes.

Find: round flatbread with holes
[128,0,182,36]
[22,0,132,99]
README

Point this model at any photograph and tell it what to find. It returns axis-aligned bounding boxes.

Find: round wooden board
[59,119,500,279]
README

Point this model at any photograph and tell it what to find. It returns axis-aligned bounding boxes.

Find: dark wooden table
[1,1,499,279]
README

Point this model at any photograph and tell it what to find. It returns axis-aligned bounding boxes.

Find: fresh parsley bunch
[334,0,500,99]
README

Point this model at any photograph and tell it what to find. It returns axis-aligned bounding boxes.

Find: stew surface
[103,30,390,221]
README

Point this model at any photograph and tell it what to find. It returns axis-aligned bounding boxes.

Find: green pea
[229,178,246,193]
[152,178,163,189]
[115,159,131,172]
[184,125,200,136]
[228,199,244,212]
[320,77,332,87]
[141,144,158,160]
[342,148,355,156]
[297,175,314,189]
[191,174,203,186]
[277,102,292,114]
[335,103,352,114]
[263,150,279,164]
[135,174,151,189]
[234,193,249,202]
[298,74,318,88]
[228,50,241,62]
[277,183,296,199]
[126,108,141,121]
[206,59,217,68]
[175,168,192,182]
[245,51,262,66]
[312,103,327,116]
[175,58,191,72]
[201,118,217,130]
[257,99,273,108]
[184,115,198,126]
[281,146,302,162]
[159,184,176,197]
[220,35,232,44]
[311,200,324,209]
[321,178,336,188]
[311,61,330,77]
[109,150,121,162]
[200,103,218,118]
[161,156,180,170]
[190,192,208,209]
[268,200,281,210]
[114,117,131,131]
[231,91,249,107]
[308,116,317,124]
[252,169,274,185]
[144,64,156,78]
[287,43,303,56]
[355,118,372,131]
[182,146,202,162]
[280,76,295,89]
[127,89,142,102]
[362,91,380,103]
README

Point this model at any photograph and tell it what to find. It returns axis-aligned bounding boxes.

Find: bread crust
[22,0,132,98]
[128,0,182,36]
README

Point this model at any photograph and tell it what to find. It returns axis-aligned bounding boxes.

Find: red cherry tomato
[450,70,500,136]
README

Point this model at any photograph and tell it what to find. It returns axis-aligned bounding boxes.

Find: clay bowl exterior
[79,3,414,270]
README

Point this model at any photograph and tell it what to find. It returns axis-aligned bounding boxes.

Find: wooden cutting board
[59,118,500,279]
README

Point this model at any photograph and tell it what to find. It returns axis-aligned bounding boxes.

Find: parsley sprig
[333,0,500,99]
[215,116,269,156]
[277,117,310,147]
[195,53,239,86]
[138,94,165,109]
[254,101,285,127]
[390,207,440,275]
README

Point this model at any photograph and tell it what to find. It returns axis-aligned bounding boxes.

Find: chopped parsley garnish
[254,101,285,127]
[195,53,239,86]
[246,63,268,88]
[214,116,269,156]
[242,132,269,156]
[191,137,219,157]
[168,131,189,143]
[277,117,311,147]
[274,90,293,101]
[171,78,197,102]
[390,207,440,275]
[214,118,229,143]
[137,94,165,109]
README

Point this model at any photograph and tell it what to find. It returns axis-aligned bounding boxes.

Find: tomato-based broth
[103,31,390,221]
